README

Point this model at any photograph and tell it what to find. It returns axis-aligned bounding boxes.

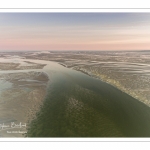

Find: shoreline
[58,62,150,107]
[74,68,150,107]
[26,60,150,137]
[0,69,49,137]
[22,58,150,107]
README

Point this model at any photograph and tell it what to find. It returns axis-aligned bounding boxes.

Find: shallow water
[1,56,150,137]
[0,80,12,94]
[24,59,150,137]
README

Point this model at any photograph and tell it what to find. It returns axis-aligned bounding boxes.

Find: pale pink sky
[0,13,150,51]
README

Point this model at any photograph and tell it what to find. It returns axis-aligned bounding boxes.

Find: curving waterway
[1,58,150,137]
[25,59,150,137]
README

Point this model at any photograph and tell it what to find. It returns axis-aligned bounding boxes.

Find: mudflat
[0,61,46,70]
[22,51,150,106]
[0,59,49,137]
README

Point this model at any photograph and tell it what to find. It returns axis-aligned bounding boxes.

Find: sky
[0,13,150,51]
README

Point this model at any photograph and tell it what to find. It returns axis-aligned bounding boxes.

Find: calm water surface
[23,59,150,137]
[1,57,150,137]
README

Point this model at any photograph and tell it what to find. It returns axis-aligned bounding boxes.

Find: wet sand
[1,51,150,137]
[22,51,150,107]
[26,60,150,137]
[0,61,46,70]
[0,59,49,137]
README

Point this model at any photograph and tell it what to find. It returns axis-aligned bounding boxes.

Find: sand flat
[0,71,49,137]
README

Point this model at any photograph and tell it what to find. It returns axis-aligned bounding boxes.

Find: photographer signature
[0,122,26,131]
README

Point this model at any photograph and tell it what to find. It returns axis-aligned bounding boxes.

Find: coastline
[59,62,150,107]
[26,60,150,137]
[1,57,148,137]
[76,68,150,107]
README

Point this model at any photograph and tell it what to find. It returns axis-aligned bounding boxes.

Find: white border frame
[0,8,150,142]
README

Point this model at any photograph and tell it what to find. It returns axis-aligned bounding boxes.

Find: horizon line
[0,50,150,52]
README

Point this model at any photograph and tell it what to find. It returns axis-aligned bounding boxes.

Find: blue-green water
[26,60,150,137]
